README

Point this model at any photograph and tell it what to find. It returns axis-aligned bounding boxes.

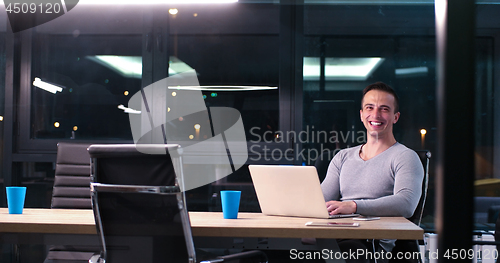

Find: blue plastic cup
[6,187,27,214]
[221,190,241,219]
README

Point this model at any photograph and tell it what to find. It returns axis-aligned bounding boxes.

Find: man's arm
[320,151,343,202]
[354,149,424,217]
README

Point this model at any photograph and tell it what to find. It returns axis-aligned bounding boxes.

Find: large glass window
[28,7,143,141]
[302,3,438,228]
[302,5,438,165]
[19,4,283,152]
[167,4,280,211]
[13,3,283,213]
[301,3,499,232]
[171,35,280,141]
[31,34,142,140]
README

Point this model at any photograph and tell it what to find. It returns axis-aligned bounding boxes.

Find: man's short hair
[361,82,400,113]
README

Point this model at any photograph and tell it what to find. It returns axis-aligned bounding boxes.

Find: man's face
[360,90,400,139]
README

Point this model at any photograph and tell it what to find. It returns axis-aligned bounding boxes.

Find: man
[321,82,424,262]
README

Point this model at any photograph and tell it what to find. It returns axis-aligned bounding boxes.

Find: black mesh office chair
[389,150,431,263]
[88,144,267,263]
[45,142,100,263]
[313,150,336,183]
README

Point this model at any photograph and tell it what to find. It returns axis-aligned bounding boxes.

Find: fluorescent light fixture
[167,86,278,91]
[395,66,428,76]
[78,0,237,4]
[87,56,142,79]
[169,57,195,76]
[118,104,141,114]
[86,56,194,79]
[303,57,385,81]
[33,77,64,94]
[313,100,355,103]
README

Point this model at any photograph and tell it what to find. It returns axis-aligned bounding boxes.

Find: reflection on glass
[168,86,278,91]
[171,35,280,141]
[33,77,64,94]
[79,0,238,4]
[85,55,195,78]
[395,66,429,77]
[303,57,385,81]
[86,56,142,79]
[31,34,142,139]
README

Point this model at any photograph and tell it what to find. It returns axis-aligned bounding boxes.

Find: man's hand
[326,200,357,215]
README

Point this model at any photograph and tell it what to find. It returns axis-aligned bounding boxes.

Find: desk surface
[0,208,423,240]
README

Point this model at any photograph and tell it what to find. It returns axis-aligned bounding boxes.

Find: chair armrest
[89,254,102,263]
[90,183,179,194]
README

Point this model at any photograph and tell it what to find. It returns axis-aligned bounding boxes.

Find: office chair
[51,142,93,209]
[88,144,267,263]
[45,142,100,263]
[389,150,431,263]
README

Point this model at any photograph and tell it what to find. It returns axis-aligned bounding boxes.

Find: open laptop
[248,165,359,219]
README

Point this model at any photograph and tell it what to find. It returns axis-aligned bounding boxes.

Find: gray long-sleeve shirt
[321,143,424,254]
[320,142,424,252]
[321,142,423,218]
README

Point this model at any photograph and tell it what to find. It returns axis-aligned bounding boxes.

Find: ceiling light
[395,66,428,76]
[87,56,142,79]
[78,0,237,4]
[169,56,195,75]
[33,77,64,94]
[86,56,194,79]
[303,57,385,81]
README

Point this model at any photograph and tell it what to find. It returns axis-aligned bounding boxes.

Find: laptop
[248,165,359,219]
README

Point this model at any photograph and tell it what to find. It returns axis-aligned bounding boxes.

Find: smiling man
[320,82,424,263]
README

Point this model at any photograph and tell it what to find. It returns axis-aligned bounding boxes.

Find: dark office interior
[0,0,497,262]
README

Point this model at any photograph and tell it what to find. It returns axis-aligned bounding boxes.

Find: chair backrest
[314,150,336,183]
[409,150,431,226]
[88,144,195,263]
[51,142,92,209]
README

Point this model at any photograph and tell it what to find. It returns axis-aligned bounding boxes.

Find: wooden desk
[0,208,423,240]
[190,212,423,240]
